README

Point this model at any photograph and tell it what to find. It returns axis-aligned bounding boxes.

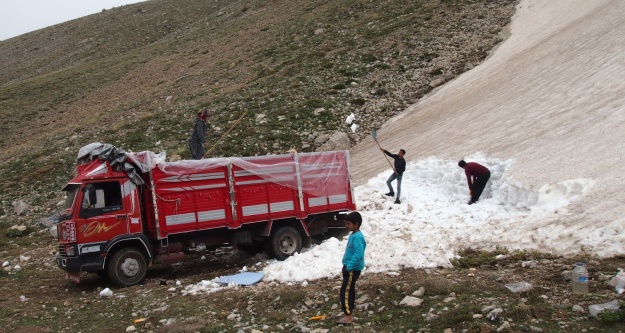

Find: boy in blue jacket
[337,211,367,325]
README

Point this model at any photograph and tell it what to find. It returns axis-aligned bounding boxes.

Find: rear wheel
[107,248,147,287]
[267,227,302,260]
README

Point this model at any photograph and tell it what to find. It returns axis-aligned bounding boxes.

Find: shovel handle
[203,112,247,159]
[374,136,397,175]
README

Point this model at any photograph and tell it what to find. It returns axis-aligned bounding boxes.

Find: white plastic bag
[505,281,533,293]
[608,269,625,294]
[588,300,620,317]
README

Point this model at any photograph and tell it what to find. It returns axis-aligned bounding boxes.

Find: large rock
[399,296,423,307]
[317,132,350,151]
[13,200,29,215]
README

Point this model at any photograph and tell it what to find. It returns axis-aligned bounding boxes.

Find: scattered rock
[13,200,29,215]
[412,287,425,297]
[399,296,423,307]
[497,321,511,332]
[487,308,503,321]
[314,134,330,147]
[255,113,267,125]
[562,270,572,281]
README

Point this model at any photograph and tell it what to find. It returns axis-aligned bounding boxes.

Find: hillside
[5,1,625,332]
[0,0,516,216]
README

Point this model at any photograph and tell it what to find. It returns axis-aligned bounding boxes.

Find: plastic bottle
[571,262,589,295]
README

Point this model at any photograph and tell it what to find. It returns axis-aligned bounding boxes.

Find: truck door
[77,181,129,247]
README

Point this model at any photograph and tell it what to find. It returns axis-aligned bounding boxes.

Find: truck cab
[56,158,150,286]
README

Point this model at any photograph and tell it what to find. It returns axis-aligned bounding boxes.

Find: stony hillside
[7,2,625,333]
[0,0,516,223]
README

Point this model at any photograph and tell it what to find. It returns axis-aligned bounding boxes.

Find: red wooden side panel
[231,155,300,226]
[265,183,300,219]
[151,163,230,238]
[298,151,355,213]
[145,151,354,238]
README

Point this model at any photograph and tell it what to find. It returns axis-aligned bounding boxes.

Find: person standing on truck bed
[337,211,366,325]
[188,108,211,159]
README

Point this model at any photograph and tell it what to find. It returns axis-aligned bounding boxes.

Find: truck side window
[80,182,123,218]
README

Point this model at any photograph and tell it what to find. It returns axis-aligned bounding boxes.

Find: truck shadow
[143,246,267,285]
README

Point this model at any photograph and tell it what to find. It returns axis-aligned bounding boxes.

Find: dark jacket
[189,117,208,144]
[384,150,406,175]
[464,162,490,189]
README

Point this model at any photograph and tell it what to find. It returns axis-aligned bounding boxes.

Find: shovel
[203,112,247,159]
[372,129,397,174]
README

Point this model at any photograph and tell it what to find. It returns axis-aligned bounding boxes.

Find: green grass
[450,246,557,268]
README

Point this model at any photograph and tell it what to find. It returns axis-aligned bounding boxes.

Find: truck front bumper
[56,255,81,272]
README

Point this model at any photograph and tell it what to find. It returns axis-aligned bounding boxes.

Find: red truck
[55,144,356,286]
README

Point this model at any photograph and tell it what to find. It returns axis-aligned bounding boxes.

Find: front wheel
[267,226,302,261]
[107,248,147,287]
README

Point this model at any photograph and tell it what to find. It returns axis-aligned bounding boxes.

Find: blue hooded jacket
[342,231,366,271]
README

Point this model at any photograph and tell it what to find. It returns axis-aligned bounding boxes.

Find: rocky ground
[2,228,625,333]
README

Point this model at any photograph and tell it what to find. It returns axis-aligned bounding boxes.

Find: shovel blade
[372,129,378,141]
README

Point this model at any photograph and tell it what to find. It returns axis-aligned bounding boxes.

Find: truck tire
[267,226,302,260]
[107,248,147,287]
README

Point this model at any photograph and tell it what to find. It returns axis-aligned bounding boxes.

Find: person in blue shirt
[337,211,367,325]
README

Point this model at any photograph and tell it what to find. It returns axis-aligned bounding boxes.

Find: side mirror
[82,184,97,209]
[80,185,98,218]
[88,186,97,207]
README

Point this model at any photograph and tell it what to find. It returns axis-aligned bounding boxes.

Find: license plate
[65,272,80,283]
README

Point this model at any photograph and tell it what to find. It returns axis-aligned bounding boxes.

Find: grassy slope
[0,0,514,212]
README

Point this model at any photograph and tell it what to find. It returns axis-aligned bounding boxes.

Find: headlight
[65,245,76,256]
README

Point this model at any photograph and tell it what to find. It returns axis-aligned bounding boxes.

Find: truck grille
[58,245,66,256]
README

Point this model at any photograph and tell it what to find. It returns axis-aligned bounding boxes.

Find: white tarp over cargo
[77,143,351,197]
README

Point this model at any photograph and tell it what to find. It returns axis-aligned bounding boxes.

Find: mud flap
[65,272,81,283]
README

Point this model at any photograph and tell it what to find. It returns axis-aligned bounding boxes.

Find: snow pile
[262,153,594,283]
[183,153,595,292]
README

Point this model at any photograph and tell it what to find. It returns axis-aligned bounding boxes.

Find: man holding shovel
[380,147,406,204]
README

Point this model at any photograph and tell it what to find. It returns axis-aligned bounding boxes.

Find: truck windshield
[64,184,80,210]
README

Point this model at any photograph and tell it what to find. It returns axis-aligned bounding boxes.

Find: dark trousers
[189,141,204,160]
[340,265,361,315]
[471,171,491,202]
